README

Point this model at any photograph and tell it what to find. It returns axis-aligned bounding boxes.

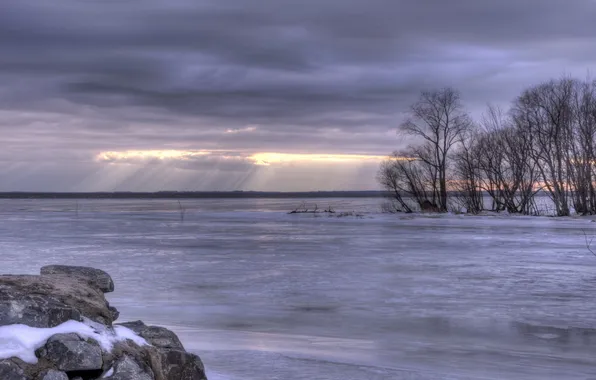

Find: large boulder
[115,321,206,380]
[153,349,207,380]
[37,333,103,372]
[118,321,185,350]
[0,275,114,327]
[0,360,27,380]
[0,266,208,380]
[0,297,81,329]
[103,355,153,380]
[37,369,68,380]
[40,265,114,293]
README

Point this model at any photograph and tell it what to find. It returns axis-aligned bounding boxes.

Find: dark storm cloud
[3,0,596,133]
[1,0,596,191]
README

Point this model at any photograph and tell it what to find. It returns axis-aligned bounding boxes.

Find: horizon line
[0,190,387,199]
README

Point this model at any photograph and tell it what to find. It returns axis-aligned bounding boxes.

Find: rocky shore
[0,265,207,380]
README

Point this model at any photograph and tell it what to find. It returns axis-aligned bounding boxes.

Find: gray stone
[38,369,69,380]
[1,267,208,380]
[109,304,120,321]
[0,298,81,328]
[0,360,27,380]
[46,332,81,343]
[118,321,185,350]
[0,274,114,327]
[155,349,207,380]
[39,333,103,371]
[41,265,115,293]
[111,322,207,380]
[103,355,154,380]
[107,339,207,380]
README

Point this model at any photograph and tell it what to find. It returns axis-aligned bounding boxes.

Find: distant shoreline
[0,191,555,200]
[0,191,387,199]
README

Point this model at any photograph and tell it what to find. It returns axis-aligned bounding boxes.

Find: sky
[1,0,595,191]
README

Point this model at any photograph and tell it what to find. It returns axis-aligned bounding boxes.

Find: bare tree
[400,88,473,212]
[512,79,576,216]
[379,77,596,217]
[504,121,542,214]
[407,143,440,206]
[566,79,596,214]
[474,105,541,214]
[451,130,483,214]
[377,153,414,213]
[475,109,508,211]
[378,150,443,213]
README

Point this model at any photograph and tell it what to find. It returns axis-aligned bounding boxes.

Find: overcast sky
[0,0,594,191]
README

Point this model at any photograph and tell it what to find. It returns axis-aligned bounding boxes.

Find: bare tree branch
[583,229,596,257]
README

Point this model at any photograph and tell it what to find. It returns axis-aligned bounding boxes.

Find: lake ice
[1,198,596,379]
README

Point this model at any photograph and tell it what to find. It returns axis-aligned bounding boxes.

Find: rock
[0,298,81,328]
[109,304,120,321]
[0,360,27,380]
[103,355,153,380]
[40,265,115,293]
[114,321,206,379]
[0,274,114,327]
[108,338,207,380]
[0,266,208,380]
[154,349,207,380]
[117,321,184,350]
[39,333,103,372]
[37,369,68,380]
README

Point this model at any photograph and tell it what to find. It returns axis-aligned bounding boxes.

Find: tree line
[378,77,596,216]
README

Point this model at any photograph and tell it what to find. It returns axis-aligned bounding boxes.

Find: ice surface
[2,198,596,379]
[0,319,148,363]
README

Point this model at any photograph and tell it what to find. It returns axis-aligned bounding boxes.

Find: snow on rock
[0,265,208,380]
[101,367,114,378]
[117,320,185,349]
[0,319,148,364]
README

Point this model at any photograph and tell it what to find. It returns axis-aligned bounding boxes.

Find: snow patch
[101,367,114,378]
[0,319,149,364]
[114,325,148,347]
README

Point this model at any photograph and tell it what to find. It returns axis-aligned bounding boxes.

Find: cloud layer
[1,0,596,190]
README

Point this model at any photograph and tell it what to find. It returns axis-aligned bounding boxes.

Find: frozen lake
[1,198,596,379]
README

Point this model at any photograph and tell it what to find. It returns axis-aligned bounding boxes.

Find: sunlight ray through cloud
[88,149,386,190]
[247,153,387,166]
[96,150,211,162]
[95,150,388,167]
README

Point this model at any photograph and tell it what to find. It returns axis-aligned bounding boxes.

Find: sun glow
[247,152,387,166]
[96,150,211,161]
[96,150,387,166]
[89,149,383,191]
